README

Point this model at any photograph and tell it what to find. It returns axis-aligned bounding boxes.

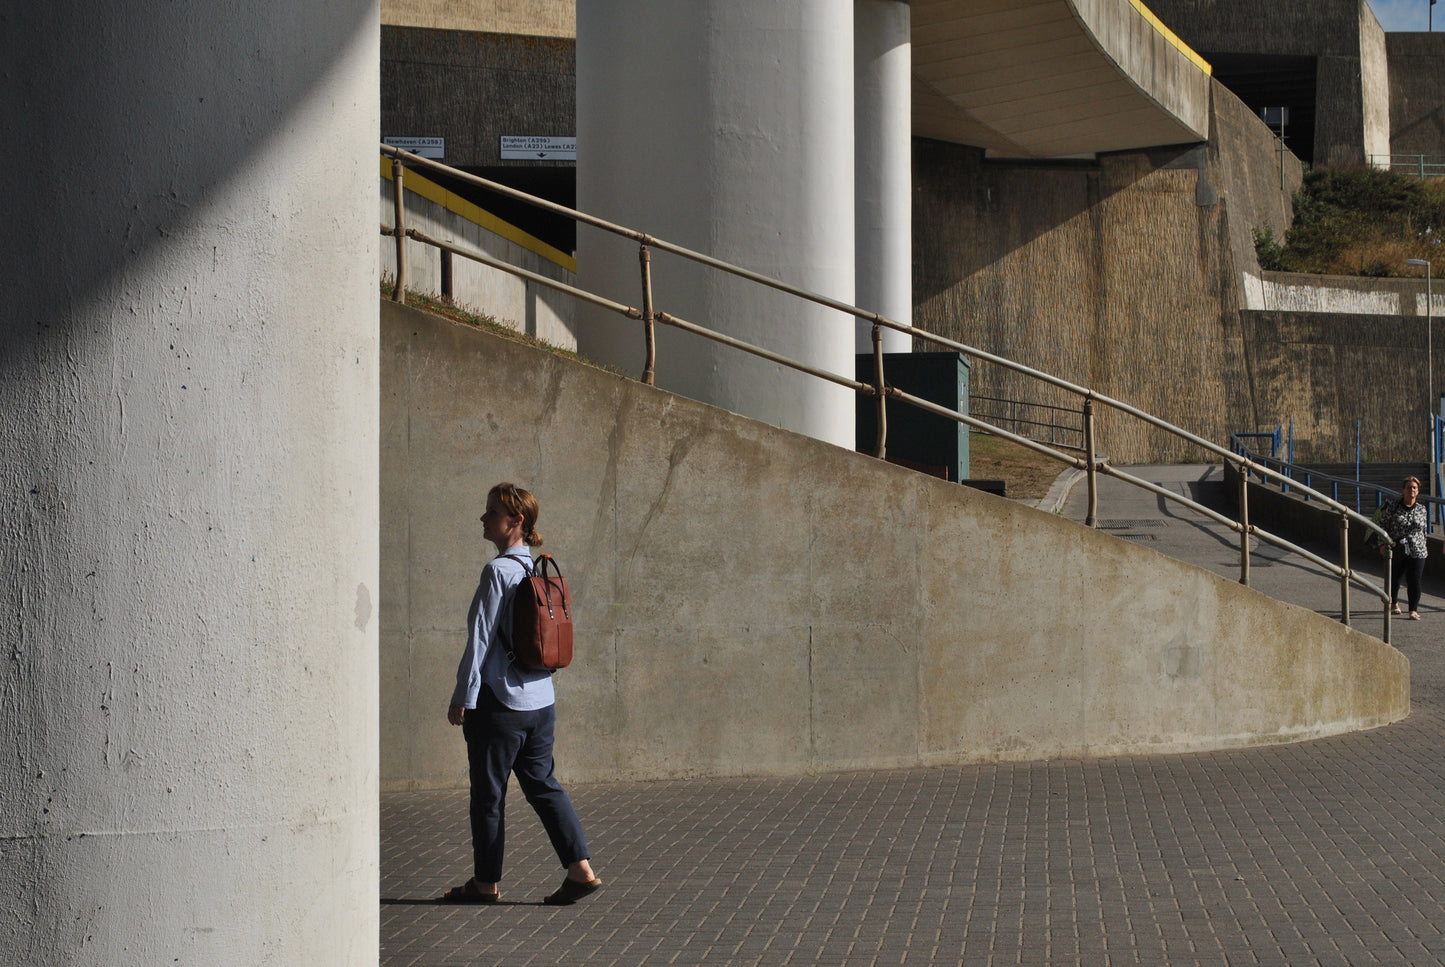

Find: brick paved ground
[382,468,1445,966]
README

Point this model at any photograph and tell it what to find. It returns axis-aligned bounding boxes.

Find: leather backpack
[502,554,574,671]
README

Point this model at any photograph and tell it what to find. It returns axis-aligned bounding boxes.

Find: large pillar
[576,0,857,448]
[0,3,380,964]
[855,0,913,353]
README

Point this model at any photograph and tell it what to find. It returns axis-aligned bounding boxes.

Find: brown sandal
[440,879,500,904]
[543,876,602,905]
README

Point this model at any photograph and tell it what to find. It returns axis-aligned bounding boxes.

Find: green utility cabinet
[855,352,969,482]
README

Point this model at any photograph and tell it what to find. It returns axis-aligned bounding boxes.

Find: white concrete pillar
[855,0,914,353]
[576,0,857,448]
[0,3,380,964]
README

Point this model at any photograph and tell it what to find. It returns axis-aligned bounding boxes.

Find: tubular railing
[380,143,1397,642]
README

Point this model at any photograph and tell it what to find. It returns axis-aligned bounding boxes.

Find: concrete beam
[913,0,1212,157]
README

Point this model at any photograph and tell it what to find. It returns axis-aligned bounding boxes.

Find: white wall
[1,2,380,963]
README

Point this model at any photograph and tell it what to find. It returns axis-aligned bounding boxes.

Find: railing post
[440,249,454,304]
[1339,512,1350,626]
[1238,467,1251,586]
[1083,397,1098,528]
[639,244,656,386]
[872,323,887,459]
[1384,549,1393,643]
[392,157,406,304]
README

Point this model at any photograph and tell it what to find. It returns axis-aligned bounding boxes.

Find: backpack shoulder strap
[498,552,535,575]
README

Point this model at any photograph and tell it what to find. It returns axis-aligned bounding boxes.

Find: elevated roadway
[913,0,1213,157]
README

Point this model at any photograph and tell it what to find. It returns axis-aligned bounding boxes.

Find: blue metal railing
[1231,427,1445,531]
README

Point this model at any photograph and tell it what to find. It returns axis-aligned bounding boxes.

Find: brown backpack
[502,554,574,671]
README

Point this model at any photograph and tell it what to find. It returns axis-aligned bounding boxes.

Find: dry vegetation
[969,431,1068,501]
[1254,165,1445,277]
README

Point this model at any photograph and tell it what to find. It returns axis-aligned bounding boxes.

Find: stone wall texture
[913,81,1301,463]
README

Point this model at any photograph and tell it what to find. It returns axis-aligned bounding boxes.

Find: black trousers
[463,688,590,883]
[1391,555,1428,613]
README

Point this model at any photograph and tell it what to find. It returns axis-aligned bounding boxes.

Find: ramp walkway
[381,466,1442,966]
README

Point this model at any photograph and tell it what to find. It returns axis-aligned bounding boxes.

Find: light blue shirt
[451,548,556,712]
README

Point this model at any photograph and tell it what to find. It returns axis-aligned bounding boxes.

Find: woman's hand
[448,704,466,726]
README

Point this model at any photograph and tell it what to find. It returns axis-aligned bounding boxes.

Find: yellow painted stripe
[1127,0,1212,76]
[380,156,578,273]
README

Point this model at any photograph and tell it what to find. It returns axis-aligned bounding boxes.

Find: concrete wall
[1388,32,1445,158]
[1358,3,1391,165]
[1144,0,1387,167]
[380,162,578,349]
[1244,270,1443,317]
[381,26,574,170]
[1238,309,1436,463]
[2,2,379,964]
[381,0,574,37]
[381,299,1408,791]
[913,80,1300,463]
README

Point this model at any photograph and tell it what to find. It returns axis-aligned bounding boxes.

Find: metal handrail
[1232,435,1444,528]
[969,394,1086,450]
[1370,153,1445,179]
[380,144,1396,640]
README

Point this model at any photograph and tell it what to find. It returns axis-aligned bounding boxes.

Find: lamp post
[1408,257,1435,520]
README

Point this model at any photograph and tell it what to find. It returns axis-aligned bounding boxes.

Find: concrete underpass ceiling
[912,0,1213,159]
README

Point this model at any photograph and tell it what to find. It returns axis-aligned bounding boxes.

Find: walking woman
[1382,475,1431,620]
[442,482,601,905]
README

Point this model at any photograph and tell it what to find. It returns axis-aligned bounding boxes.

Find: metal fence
[1370,154,1445,179]
[968,394,1086,452]
[380,143,1398,641]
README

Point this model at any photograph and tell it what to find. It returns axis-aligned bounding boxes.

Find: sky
[1367,0,1439,31]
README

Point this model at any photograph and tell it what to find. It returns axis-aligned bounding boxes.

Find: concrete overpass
[913,0,1212,158]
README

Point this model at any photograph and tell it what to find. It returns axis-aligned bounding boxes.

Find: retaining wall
[1237,309,1433,463]
[1388,32,1445,159]
[914,80,1298,464]
[381,299,1408,791]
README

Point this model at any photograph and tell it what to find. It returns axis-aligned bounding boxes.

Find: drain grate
[1098,519,1168,529]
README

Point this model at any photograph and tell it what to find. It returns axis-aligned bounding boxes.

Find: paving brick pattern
[383,468,1445,965]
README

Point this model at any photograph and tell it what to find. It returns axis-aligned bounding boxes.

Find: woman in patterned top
[1382,475,1430,620]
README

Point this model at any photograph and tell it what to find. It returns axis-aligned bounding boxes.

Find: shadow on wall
[911,138,1209,306]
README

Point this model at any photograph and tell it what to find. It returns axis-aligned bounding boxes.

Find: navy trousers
[463,688,590,883]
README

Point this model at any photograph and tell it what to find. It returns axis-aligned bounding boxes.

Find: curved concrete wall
[2,3,379,963]
[574,0,857,448]
[381,300,1408,790]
